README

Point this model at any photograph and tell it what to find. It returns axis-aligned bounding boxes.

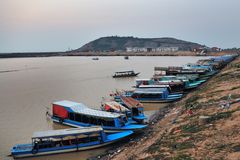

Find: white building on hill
[126,47,178,52]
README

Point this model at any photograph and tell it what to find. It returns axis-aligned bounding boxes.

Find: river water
[0,56,206,160]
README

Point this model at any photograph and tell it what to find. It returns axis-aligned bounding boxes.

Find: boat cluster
[11,54,238,158]
[113,54,238,103]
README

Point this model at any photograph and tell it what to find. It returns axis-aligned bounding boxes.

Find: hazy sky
[1,0,240,52]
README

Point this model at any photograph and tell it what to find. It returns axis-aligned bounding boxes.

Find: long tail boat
[11,127,133,158]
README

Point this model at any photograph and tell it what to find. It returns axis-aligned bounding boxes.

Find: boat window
[121,116,128,123]
[81,115,89,123]
[77,135,99,144]
[70,113,116,127]
[138,94,161,98]
[102,119,115,126]
[37,140,55,149]
[69,112,75,120]
[75,113,81,121]
[89,117,98,125]
[132,108,139,116]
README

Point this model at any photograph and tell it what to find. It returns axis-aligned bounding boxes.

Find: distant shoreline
[0,51,237,58]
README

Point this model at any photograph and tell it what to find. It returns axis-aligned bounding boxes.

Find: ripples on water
[0,56,208,160]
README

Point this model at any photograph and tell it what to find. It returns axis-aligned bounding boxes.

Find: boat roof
[54,100,121,118]
[161,75,177,78]
[134,88,167,94]
[154,67,168,71]
[68,105,121,118]
[138,84,170,88]
[115,70,134,73]
[120,96,143,108]
[32,127,103,139]
[136,78,151,81]
[105,101,129,111]
[53,100,87,108]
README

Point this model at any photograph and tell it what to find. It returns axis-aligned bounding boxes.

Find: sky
[1,0,240,53]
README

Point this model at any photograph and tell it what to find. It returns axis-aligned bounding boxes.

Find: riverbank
[0,50,238,58]
[64,51,238,57]
[94,55,240,160]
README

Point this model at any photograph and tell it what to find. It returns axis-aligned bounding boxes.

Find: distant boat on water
[113,70,140,78]
[92,57,99,60]
[124,56,129,60]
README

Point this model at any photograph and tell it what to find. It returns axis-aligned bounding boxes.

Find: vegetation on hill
[75,36,203,52]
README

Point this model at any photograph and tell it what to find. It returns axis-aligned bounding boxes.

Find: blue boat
[175,74,206,89]
[52,100,147,131]
[136,75,203,92]
[182,63,213,71]
[11,127,133,158]
[102,100,146,124]
[115,88,183,103]
[119,96,147,123]
[101,101,135,123]
[136,78,185,93]
[182,63,218,78]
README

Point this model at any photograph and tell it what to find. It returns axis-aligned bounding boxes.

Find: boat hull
[52,117,147,132]
[113,73,140,78]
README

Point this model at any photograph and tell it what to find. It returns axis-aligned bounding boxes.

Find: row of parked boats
[11,54,238,158]
[112,55,237,103]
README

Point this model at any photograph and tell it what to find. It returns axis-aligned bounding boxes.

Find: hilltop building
[126,47,179,52]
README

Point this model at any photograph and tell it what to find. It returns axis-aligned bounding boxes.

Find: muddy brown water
[0,56,208,160]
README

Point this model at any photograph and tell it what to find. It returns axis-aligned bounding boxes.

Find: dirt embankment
[99,56,240,160]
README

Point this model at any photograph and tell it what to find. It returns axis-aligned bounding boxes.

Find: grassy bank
[99,56,240,160]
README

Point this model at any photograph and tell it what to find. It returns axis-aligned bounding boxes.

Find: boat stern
[106,130,134,142]
[11,144,33,158]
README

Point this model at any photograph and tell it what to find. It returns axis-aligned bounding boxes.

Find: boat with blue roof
[102,100,146,124]
[11,127,133,158]
[114,88,183,103]
[51,100,147,131]
[119,96,147,123]
[136,78,185,93]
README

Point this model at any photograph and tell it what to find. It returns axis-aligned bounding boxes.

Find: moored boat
[124,56,129,60]
[102,101,130,113]
[92,57,99,60]
[154,66,208,76]
[52,100,147,131]
[11,127,133,158]
[119,96,147,123]
[136,77,185,93]
[115,88,183,103]
[101,101,142,124]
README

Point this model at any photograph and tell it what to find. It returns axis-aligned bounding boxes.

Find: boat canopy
[154,67,168,71]
[53,100,87,108]
[32,127,103,139]
[136,78,151,81]
[138,84,170,88]
[134,88,167,94]
[115,70,134,74]
[105,101,129,112]
[120,96,143,108]
[159,76,181,81]
[53,100,122,118]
